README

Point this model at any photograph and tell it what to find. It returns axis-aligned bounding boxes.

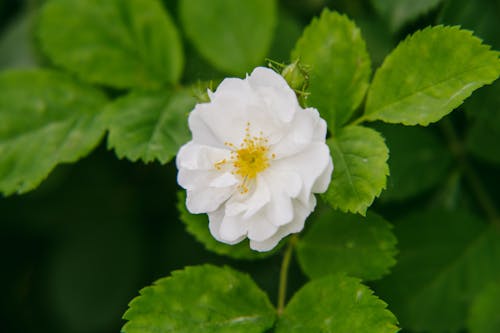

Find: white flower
[176,67,333,251]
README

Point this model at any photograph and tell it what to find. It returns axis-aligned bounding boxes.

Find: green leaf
[375,123,452,201]
[268,10,303,63]
[0,69,107,195]
[179,0,276,75]
[465,81,500,165]
[177,192,277,260]
[374,210,500,333]
[0,11,38,70]
[364,26,500,126]
[297,207,397,281]
[467,282,500,333]
[275,274,399,333]
[47,209,143,332]
[322,125,389,215]
[355,15,393,68]
[292,9,371,129]
[105,89,195,164]
[439,0,500,50]
[467,115,500,165]
[38,0,183,88]
[371,0,444,32]
[122,264,276,333]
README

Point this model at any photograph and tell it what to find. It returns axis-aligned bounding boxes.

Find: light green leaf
[375,123,452,201]
[179,0,277,75]
[275,274,399,333]
[297,207,397,281]
[0,69,107,196]
[322,125,389,215]
[374,210,500,333]
[38,0,183,88]
[292,9,371,129]
[467,282,500,333]
[122,264,276,333]
[365,26,500,125]
[177,192,277,260]
[105,89,195,164]
[371,0,444,32]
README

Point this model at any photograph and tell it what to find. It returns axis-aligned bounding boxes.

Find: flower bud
[281,60,309,93]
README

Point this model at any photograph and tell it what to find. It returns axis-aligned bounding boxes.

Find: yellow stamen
[214,122,275,193]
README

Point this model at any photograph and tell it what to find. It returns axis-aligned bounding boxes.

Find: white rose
[176,67,333,251]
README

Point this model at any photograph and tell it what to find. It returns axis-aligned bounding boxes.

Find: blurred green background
[1,0,499,332]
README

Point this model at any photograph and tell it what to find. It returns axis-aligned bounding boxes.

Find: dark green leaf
[465,81,500,165]
[323,125,389,215]
[0,12,38,69]
[179,0,277,75]
[38,0,183,88]
[0,69,107,195]
[47,211,143,332]
[275,274,399,333]
[376,123,452,201]
[371,0,444,32]
[467,282,500,333]
[297,207,397,281]
[177,192,277,260]
[355,15,394,68]
[374,210,500,333]
[467,116,500,165]
[105,89,195,164]
[365,26,500,125]
[268,10,303,63]
[439,0,500,50]
[292,9,371,129]
[122,264,276,333]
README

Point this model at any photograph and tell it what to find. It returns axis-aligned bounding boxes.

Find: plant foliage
[1,1,500,332]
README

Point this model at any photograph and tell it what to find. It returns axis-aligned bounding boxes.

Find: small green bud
[281,60,309,93]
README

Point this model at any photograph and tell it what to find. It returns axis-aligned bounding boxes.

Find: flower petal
[219,214,250,243]
[186,186,233,214]
[247,67,299,124]
[271,107,326,158]
[246,212,279,242]
[209,172,239,188]
[312,157,334,193]
[250,196,315,251]
[273,142,332,204]
[224,175,271,219]
[263,170,302,226]
[176,142,229,170]
[208,208,246,245]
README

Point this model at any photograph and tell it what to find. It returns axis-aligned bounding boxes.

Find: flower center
[214,122,275,193]
[233,137,270,180]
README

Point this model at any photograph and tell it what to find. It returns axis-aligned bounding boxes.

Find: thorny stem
[277,235,298,316]
[441,118,500,227]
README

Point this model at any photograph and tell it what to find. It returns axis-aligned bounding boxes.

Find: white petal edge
[250,195,316,251]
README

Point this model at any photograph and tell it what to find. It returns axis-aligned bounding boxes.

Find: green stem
[277,235,297,316]
[441,119,500,226]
